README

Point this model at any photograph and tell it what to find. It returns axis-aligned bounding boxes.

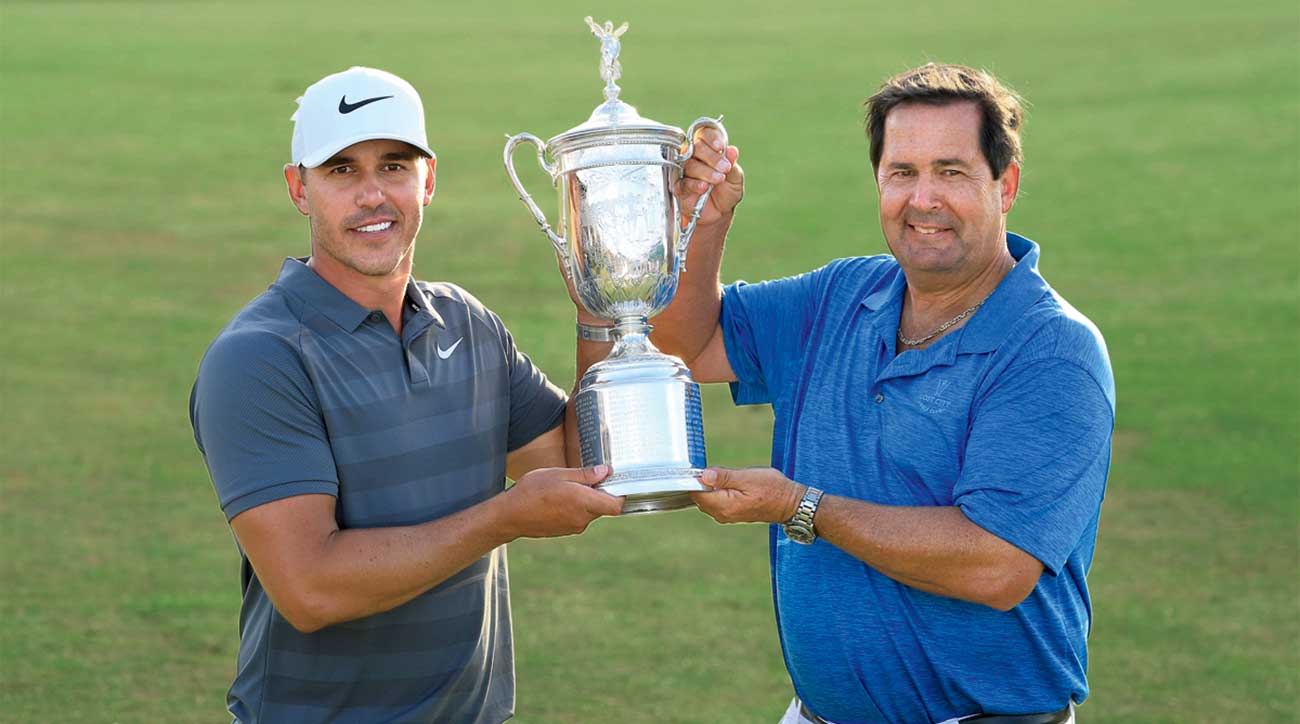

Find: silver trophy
[504,17,727,514]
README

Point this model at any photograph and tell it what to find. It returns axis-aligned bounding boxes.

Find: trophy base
[598,467,706,515]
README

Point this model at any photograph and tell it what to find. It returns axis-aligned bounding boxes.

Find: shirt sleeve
[189,330,339,521]
[720,262,837,406]
[494,319,567,453]
[954,358,1114,575]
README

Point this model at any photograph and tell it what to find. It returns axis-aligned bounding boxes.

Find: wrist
[782,482,808,522]
[782,484,824,545]
[698,208,736,230]
[484,488,522,544]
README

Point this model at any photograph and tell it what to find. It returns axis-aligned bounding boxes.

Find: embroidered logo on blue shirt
[918,379,954,413]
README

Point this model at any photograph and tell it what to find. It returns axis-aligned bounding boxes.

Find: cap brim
[299,133,435,168]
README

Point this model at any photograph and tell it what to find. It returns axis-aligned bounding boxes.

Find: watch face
[784,523,814,545]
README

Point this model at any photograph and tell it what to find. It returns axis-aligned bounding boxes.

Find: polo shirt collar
[955,232,1050,354]
[858,232,1051,356]
[861,267,906,313]
[403,275,446,330]
[274,258,371,331]
[273,258,446,333]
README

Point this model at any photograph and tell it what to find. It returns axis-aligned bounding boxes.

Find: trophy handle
[504,133,569,268]
[674,117,728,272]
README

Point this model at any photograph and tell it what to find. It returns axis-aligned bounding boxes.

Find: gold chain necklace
[897,264,1015,347]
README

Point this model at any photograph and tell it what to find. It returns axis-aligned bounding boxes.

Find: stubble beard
[310,215,418,278]
[888,221,968,276]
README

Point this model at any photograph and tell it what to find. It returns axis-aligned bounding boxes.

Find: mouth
[349,219,395,235]
[907,222,952,236]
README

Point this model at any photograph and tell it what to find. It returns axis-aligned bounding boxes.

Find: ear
[999,163,1020,214]
[284,164,310,217]
[422,155,437,205]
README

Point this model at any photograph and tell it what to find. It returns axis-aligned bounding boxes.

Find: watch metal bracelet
[576,321,615,342]
[783,486,824,545]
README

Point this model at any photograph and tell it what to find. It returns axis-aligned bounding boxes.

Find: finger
[687,137,724,168]
[682,157,729,185]
[582,487,624,516]
[672,178,698,204]
[573,464,611,486]
[597,493,624,517]
[724,160,743,188]
[671,180,709,211]
[688,490,732,523]
[693,127,726,155]
[693,149,731,178]
[688,489,717,512]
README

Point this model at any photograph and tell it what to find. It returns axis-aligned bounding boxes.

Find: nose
[355,173,385,208]
[908,175,942,212]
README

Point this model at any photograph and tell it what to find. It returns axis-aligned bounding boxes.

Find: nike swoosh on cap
[338,95,394,114]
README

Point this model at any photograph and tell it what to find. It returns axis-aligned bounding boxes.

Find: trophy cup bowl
[503,18,726,514]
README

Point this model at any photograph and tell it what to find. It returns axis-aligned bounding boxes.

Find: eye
[384,162,407,172]
[941,169,963,177]
[329,165,353,175]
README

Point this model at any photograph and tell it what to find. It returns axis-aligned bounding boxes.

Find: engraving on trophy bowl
[568,161,679,320]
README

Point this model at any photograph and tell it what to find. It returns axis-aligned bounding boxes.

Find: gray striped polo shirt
[190,258,566,723]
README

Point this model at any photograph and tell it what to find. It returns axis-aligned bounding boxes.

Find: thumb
[573,464,611,487]
[700,467,739,490]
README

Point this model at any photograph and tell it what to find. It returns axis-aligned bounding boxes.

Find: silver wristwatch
[576,321,615,343]
[783,486,824,545]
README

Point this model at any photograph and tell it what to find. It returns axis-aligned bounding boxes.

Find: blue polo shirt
[720,233,1114,724]
[190,258,567,724]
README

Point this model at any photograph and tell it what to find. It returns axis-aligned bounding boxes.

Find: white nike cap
[290,66,435,168]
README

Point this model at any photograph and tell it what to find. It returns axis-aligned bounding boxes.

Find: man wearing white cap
[190,66,622,723]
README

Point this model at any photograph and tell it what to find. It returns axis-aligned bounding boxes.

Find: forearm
[650,213,730,364]
[815,495,1040,610]
[283,495,517,631]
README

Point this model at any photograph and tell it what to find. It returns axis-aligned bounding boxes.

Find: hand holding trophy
[504,18,727,514]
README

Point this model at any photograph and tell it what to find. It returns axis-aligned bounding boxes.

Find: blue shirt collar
[272,257,445,333]
[859,232,1050,355]
[955,232,1049,353]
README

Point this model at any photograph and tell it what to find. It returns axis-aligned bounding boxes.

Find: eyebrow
[319,155,354,168]
[884,158,976,171]
[319,150,422,168]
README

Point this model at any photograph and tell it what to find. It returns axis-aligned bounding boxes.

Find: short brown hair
[865,63,1025,179]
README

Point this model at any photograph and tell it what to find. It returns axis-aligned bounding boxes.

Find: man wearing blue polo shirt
[649,63,1114,723]
[190,67,623,723]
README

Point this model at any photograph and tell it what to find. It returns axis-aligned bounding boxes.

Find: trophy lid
[547,18,686,154]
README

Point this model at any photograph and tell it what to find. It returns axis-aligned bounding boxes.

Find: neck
[906,251,1014,309]
[899,248,1016,348]
[307,254,411,335]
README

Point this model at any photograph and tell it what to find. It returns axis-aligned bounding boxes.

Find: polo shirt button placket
[368,311,384,324]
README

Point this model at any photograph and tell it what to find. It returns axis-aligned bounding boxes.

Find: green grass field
[1,1,1296,721]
